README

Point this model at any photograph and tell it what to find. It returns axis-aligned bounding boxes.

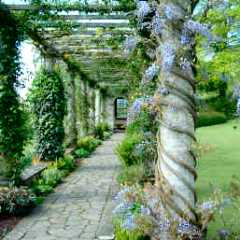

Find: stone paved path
[4,133,124,240]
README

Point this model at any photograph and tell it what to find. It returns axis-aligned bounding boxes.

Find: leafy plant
[197,111,227,127]
[28,67,66,161]
[95,122,111,140]
[57,155,76,172]
[74,148,90,158]
[117,164,145,185]
[0,186,37,215]
[0,3,25,179]
[77,136,102,153]
[116,133,143,166]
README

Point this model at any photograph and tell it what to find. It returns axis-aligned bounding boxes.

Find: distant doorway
[114,97,128,129]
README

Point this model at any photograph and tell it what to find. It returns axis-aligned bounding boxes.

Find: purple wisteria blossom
[184,20,214,42]
[200,201,215,212]
[236,98,240,116]
[122,213,137,230]
[143,63,160,83]
[177,218,201,237]
[164,3,184,21]
[152,12,163,36]
[113,202,133,215]
[124,36,138,55]
[160,43,176,71]
[218,228,230,240]
[136,1,151,23]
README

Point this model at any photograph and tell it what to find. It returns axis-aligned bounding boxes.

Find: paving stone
[3,134,123,240]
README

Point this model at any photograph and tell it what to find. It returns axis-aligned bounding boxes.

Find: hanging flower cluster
[142,63,160,84]
[160,43,176,71]
[123,36,138,55]
[127,97,155,124]
[163,3,184,21]
[113,185,202,239]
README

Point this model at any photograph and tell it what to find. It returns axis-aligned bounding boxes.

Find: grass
[196,120,240,237]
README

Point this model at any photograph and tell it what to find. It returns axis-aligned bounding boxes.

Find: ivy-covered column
[95,88,101,125]
[66,73,78,147]
[88,87,96,133]
[29,57,66,161]
[0,4,25,180]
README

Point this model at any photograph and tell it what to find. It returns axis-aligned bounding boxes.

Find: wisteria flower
[143,63,160,83]
[160,43,176,71]
[136,1,151,23]
[124,36,138,55]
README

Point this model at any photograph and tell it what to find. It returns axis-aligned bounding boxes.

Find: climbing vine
[0,3,25,179]
[29,67,66,161]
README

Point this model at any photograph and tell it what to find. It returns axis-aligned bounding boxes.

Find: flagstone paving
[4,133,124,240]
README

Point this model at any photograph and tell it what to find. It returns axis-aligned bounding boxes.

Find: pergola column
[66,73,78,147]
[95,88,101,125]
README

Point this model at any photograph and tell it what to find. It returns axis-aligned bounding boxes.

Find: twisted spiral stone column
[155,0,198,226]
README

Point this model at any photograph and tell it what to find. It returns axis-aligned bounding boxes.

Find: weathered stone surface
[4,134,123,240]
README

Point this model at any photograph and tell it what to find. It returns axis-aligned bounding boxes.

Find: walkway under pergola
[8,2,135,131]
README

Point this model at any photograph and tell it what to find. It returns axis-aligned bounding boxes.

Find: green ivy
[0,3,25,179]
[29,68,66,161]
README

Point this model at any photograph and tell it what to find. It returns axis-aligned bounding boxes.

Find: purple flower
[124,36,138,55]
[200,201,215,212]
[160,43,176,71]
[184,20,214,42]
[113,202,133,215]
[143,63,160,83]
[236,98,240,116]
[136,1,151,23]
[152,12,163,36]
[140,206,151,216]
[177,219,200,237]
[164,3,184,21]
[122,213,136,231]
[218,229,230,240]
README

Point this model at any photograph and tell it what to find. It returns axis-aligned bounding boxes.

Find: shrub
[117,164,145,185]
[127,106,157,136]
[57,155,76,172]
[206,96,236,118]
[74,148,90,158]
[116,133,143,166]
[115,221,149,240]
[196,111,227,128]
[77,136,102,152]
[0,186,37,215]
[28,68,66,161]
[31,165,63,195]
[41,166,63,187]
[95,122,111,140]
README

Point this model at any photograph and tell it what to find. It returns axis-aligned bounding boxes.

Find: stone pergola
[8,3,135,134]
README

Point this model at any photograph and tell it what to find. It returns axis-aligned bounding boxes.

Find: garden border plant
[0,3,26,180]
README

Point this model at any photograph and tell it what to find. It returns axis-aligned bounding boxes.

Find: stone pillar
[65,73,78,147]
[95,89,101,125]
[89,88,96,133]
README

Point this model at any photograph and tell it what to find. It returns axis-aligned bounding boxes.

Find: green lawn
[196,120,240,237]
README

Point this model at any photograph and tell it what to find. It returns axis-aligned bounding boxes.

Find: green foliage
[95,122,111,140]
[0,3,26,179]
[32,165,63,195]
[206,96,236,118]
[115,222,149,240]
[197,111,227,127]
[74,148,90,158]
[29,68,66,161]
[0,186,37,215]
[77,136,102,153]
[117,164,145,186]
[57,155,76,172]
[116,133,143,166]
[127,106,158,135]
[74,136,102,158]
